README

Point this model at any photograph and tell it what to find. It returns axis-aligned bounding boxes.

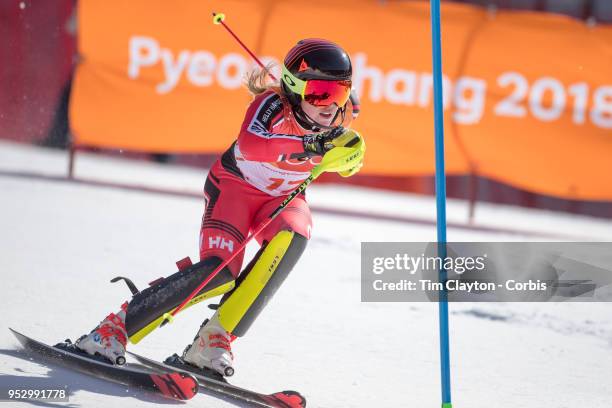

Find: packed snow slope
[1,140,611,408]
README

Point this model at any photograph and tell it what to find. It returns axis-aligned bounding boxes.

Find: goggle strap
[281,65,307,97]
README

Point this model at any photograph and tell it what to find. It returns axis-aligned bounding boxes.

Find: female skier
[74,38,364,379]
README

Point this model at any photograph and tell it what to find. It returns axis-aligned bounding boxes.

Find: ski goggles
[282,65,352,107]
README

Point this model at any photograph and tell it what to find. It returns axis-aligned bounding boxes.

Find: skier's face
[300,100,339,127]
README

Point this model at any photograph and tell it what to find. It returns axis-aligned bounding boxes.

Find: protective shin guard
[125,257,235,344]
[216,230,308,337]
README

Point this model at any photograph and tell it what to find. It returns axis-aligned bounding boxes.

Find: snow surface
[1,140,611,408]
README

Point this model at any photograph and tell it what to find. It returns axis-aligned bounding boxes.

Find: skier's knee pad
[216,230,308,337]
[125,256,235,343]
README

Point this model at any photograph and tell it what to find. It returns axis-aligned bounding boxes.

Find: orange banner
[70,0,612,200]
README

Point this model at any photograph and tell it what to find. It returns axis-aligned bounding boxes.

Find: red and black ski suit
[200,89,351,277]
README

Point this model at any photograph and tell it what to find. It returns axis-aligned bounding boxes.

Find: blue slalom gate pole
[429,0,453,407]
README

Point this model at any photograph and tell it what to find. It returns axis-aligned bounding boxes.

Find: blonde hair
[245,63,280,96]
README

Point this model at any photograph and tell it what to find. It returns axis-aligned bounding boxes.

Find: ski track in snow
[1,140,611,408]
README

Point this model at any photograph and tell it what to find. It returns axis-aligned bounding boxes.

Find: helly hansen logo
[261,98,282,122]
[209,236,234,252]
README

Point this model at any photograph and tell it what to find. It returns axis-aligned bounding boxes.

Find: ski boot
[165,314,234,381]
[75,303,128,365]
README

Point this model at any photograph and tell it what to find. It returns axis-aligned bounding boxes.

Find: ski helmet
[281,38,352,130]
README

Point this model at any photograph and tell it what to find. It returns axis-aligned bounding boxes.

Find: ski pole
[212,12,277,81]
[160,170,318,327]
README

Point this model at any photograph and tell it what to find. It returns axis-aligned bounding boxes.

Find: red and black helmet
[281,39,353,130]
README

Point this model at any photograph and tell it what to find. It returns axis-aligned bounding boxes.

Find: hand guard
[325,128,364,177]
[312,128,366,178]
[338,159,363,177]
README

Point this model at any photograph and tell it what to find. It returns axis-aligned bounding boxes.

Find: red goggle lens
[303,80,352,107]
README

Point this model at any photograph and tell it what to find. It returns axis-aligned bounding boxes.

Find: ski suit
[200,89,322,276]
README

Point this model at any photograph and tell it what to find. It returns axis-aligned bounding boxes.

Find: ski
[127,351,307,408]
[9,328,198,401]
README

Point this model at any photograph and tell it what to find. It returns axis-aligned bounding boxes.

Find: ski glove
[302,127,346,156]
